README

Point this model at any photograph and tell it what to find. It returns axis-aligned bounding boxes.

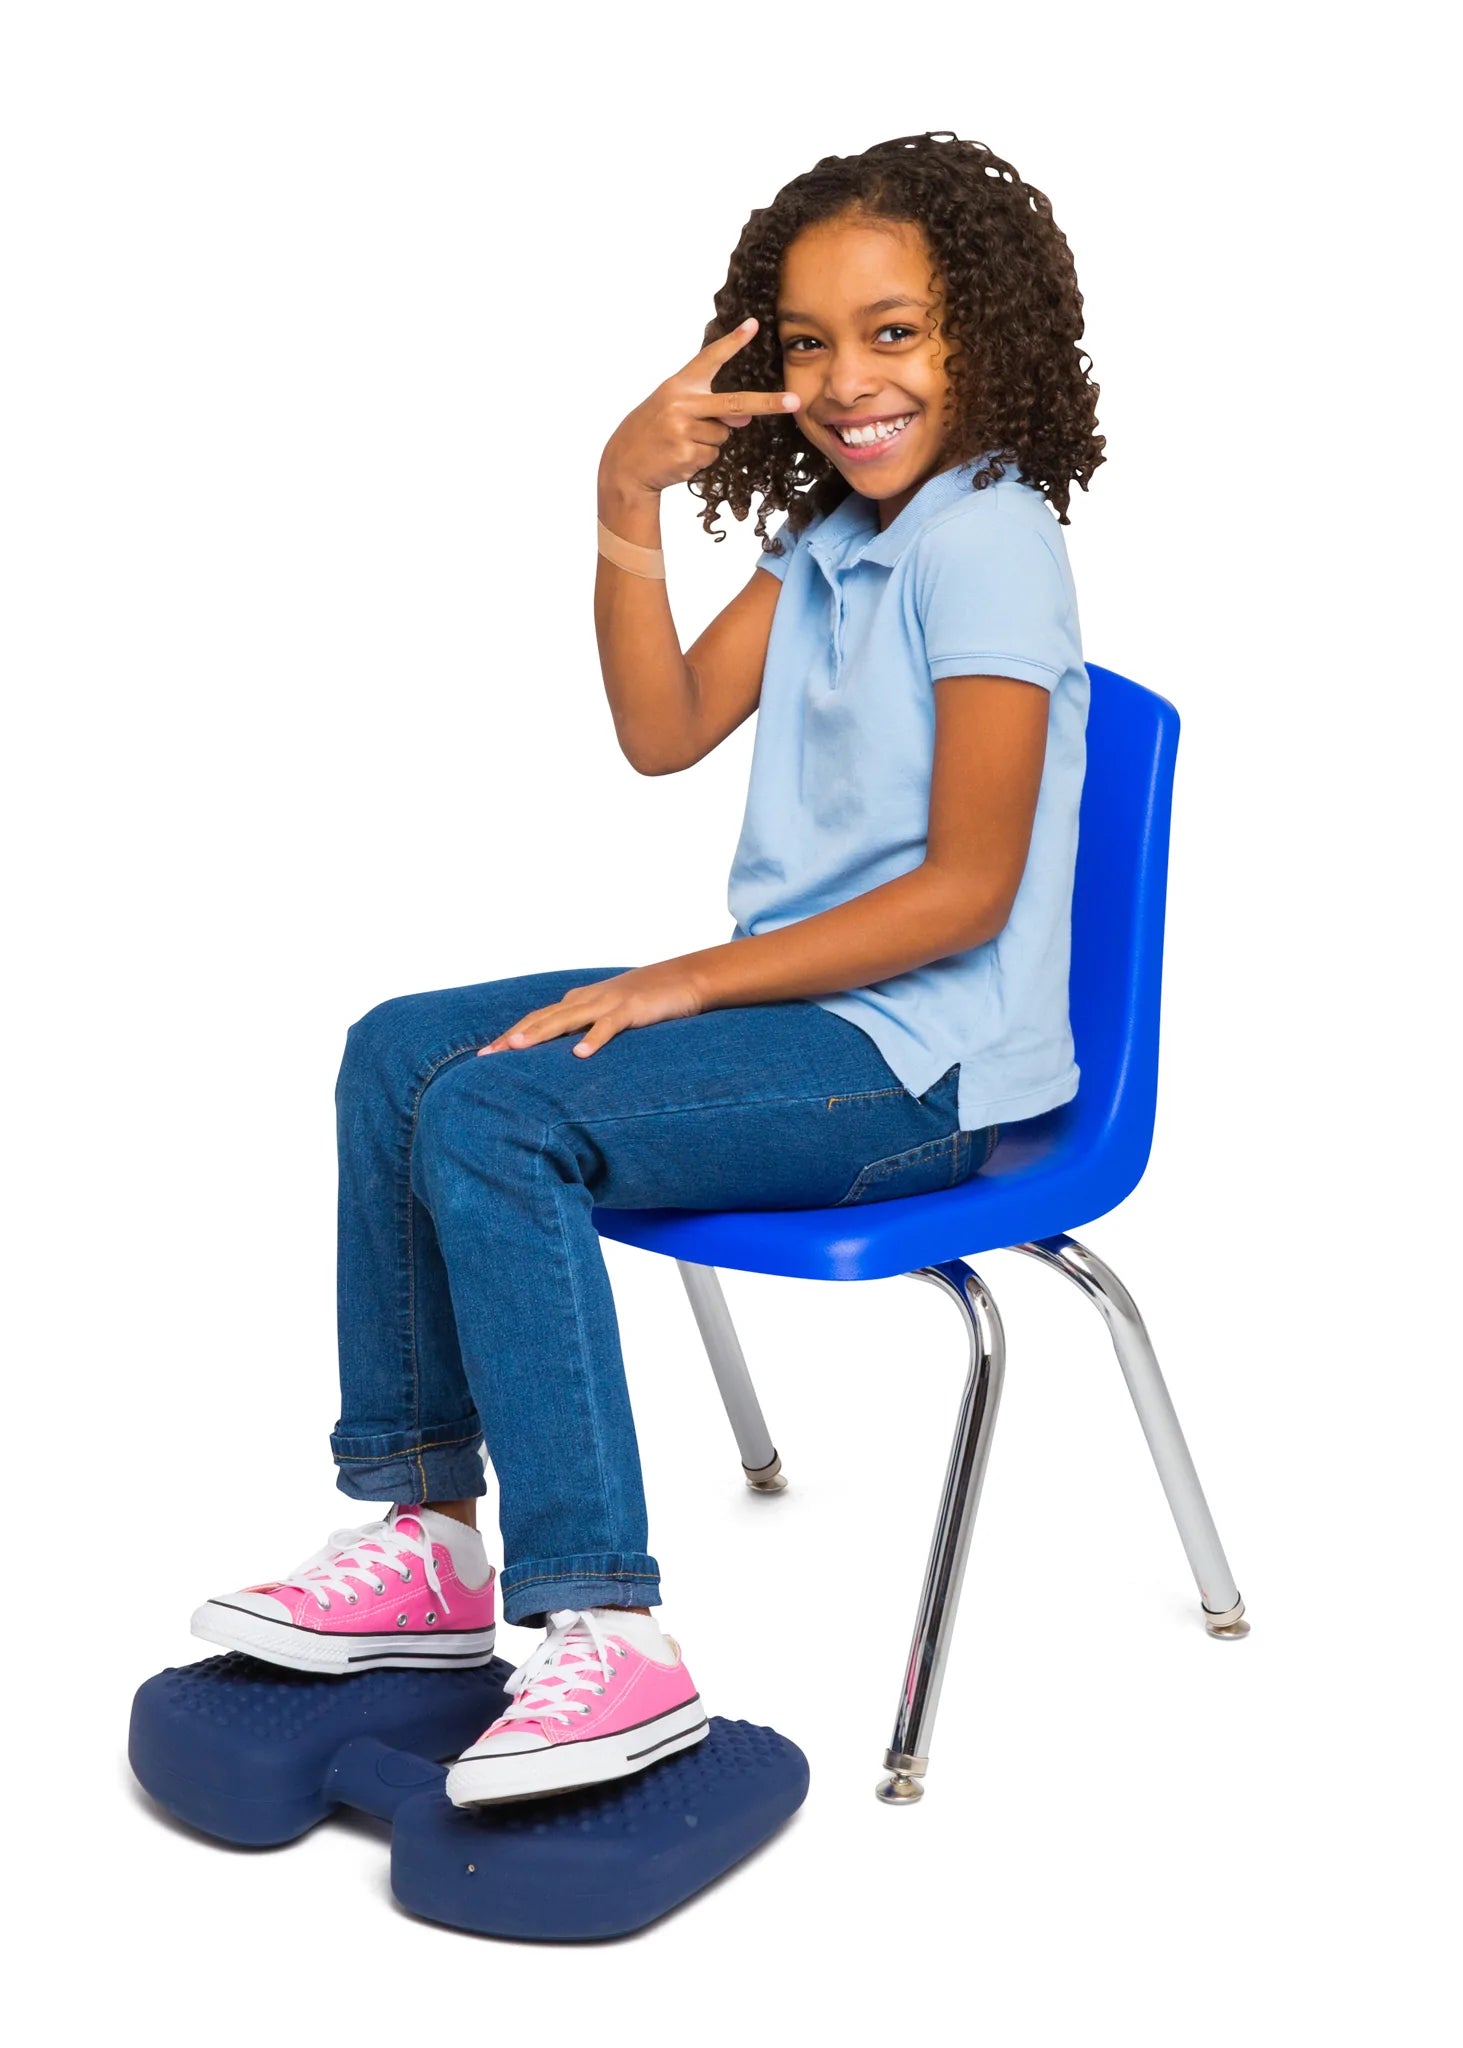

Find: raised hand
[598,317,800,499]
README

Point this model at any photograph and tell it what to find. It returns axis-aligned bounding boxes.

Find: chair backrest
[1064,663,1181,1171]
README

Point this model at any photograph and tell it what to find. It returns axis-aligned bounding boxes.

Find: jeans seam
[548,1084,888,1134]
[400,1037,489,1478]
[332,1428,482,1461]
[836,1130,960,1205]
[826,1060,957,1115]
[540,1128,619,1556]
[506,1567,658,1591]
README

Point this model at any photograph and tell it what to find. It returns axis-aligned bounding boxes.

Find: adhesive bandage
[597,518,666,579]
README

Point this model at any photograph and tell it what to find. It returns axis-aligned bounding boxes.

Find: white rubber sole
[190,1597,497,1675]
[446,1695,710,1805]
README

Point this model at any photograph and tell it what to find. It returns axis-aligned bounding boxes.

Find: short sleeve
[754,513,800,582]
[912,508,1076,691]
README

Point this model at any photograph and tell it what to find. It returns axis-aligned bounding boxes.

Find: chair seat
[592,1100,1149,1282]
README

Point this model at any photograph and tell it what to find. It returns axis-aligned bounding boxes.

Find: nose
[820,343,882,410]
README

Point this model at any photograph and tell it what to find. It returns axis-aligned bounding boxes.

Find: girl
[189,130,1103,1806]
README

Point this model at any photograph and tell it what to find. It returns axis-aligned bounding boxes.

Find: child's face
[776,208,957,519]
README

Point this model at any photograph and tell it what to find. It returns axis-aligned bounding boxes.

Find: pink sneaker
[445,1608,708,1805]
[190,1504,497,1675]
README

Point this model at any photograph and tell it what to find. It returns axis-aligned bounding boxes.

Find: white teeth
[835,414,912,446]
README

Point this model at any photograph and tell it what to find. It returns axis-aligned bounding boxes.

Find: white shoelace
[281,1515,450,1615]
[497,1609,629,1725]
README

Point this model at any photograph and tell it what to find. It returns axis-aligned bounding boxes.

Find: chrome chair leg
[1012,1233,1249,1638]
[877,1259,1007,1806]
[676,1260,787,1492]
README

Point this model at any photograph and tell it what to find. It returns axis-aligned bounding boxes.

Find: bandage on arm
[597,518,666,579]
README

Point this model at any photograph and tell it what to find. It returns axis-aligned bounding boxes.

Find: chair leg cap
[743,1452,787,1493]
[875,1772,924,1805]
[1203,1596,1249,1638]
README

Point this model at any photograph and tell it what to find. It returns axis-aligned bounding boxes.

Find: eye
[781,325,919,353]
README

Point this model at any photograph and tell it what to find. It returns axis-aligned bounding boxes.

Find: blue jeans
[331,968,999,1626]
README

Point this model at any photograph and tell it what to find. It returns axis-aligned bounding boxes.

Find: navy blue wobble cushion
[131,1659,809,1935]
[390,1717,810,1940]
[129,1653,514,1847]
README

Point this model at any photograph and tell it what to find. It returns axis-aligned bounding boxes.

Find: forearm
[594,474,695,775]
[679,863,1003,1012]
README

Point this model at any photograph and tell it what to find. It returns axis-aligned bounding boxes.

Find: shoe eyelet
[396,1613,409,1628]
[345,1592,358,1605]
[425,1610,438,1625]
[373,1580,386,1594]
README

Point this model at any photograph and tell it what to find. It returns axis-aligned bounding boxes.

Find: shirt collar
[804,450,1019,574]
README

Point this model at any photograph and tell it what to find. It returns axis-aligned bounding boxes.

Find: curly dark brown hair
[689,130,1104,550]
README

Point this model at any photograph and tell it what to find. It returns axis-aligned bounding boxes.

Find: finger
[501,1020,566,1050]
[684,386,800,420]
[682,314,761,378]
[478,1006,557,1053]
[510,994,609,1049]
[572,1016,621,1057]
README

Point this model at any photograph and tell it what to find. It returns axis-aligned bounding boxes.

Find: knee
[411,1056,555,1207]
[411,1058,497,1204]
[336,991,441,1101]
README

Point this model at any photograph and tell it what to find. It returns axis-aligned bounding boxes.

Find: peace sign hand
[598,317,800,498]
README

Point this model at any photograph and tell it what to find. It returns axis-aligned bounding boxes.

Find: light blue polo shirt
[727,451,1088,1132]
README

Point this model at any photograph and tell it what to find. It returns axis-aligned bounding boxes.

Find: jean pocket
[823,1083,910,1109]
[834,1127,971,1207]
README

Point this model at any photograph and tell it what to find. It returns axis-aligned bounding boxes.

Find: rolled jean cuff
[500,1553,662,1627]
[330,1424,486,1504]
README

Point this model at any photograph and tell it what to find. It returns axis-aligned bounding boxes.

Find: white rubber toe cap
[458,1729,552,1760]
[198,1589,297,1625]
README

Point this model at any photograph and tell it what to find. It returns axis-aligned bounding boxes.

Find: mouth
[821,411,918,464]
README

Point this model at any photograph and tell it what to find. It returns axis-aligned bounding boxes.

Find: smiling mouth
[824,412,917,460]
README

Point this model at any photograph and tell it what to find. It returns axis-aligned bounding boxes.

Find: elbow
[949,914,1006,955]
[965,896,1018,951]
[971,893,1017,948]
[624,743,690,777]
[933,873,1015,953]
[620,723,702,775]
[611,720,690,777]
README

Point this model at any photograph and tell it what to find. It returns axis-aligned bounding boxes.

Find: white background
[4,3,1457,2040]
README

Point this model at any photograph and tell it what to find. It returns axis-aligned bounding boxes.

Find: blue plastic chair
[593,661,1249,1803]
